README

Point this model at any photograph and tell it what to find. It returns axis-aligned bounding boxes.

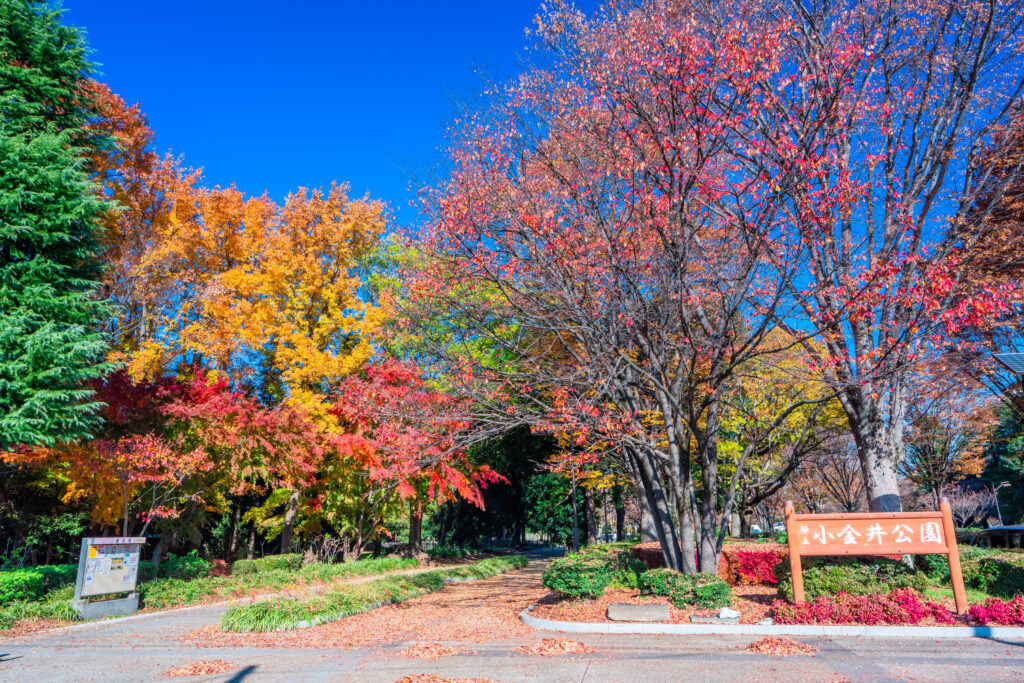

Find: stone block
[607,602,671,622]
[689,615,739,624]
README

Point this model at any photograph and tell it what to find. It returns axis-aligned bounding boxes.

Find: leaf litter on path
[184,562,543,649]
[399,642,463,658]
[744,636,817,656]
[162,660,235,676]
[394,676,493,683]
[517,638,594,656]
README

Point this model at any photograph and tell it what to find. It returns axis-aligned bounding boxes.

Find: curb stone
[519,602,1024,639]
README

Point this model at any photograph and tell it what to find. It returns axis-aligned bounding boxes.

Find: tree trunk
[631,446,686,571]
[696,404,722,573]
[583,486,598,545]
[247,523,256,560]
[226,504,241,561]
[729,507,742,537]
[740,508,755,537]
[280,490,300,554]
[848,382,906,513]
[615,495,626,542]
[861,435,903,512]
[151,528,170,578]
[372,537,382,559]
[638,486,659,542]
[406,502,423,557]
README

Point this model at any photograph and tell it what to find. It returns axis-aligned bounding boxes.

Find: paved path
[2,556,1023,682]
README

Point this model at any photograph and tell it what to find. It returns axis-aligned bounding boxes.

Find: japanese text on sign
[796,518,945,554]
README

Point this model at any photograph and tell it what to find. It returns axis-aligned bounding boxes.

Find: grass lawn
[0,555,422,634]
[924,584,996,605]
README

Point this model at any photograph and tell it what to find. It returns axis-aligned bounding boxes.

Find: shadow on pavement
[226,664,258,681]
[983,636,1024,648]
[0,653,22,662]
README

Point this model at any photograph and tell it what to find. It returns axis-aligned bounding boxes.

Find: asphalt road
[2,557,1023,682]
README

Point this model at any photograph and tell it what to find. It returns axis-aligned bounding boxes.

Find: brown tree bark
[280,490,300,554]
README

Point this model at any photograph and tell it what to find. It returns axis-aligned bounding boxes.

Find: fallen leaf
[517,638,594,656]
[163,660,235,677]
[744,636,816,657]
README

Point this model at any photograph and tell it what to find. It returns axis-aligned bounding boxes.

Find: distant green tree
[427,427,555,548]
[523,472,575,547]
[982,404,1024,525]
[0,0,111,449]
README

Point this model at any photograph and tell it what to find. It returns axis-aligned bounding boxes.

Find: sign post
[72,536,146,620]
[783,499,967,614]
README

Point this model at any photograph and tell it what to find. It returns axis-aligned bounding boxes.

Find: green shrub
[608,558,647,589]
[138,551,212,581]
[232,559,256,575]
[232,553,302,575]
[967,557,1024,598]
[775,557,929,602]
[542,554,615,599]
[296,557,418,582]
[639,569,732,609]
[682,573,733,609]
[427,546,471,559]
[578,542,635,557]
[638,568,684,597]
[578,543,645,589]
[252,553,303,572]
[0,564,77,602]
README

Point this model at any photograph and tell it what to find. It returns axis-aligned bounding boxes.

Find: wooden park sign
[783,499,968,614]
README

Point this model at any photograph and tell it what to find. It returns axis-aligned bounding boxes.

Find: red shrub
[734,550,783,585]
[771,589,956,626]
[967,597,1024,625]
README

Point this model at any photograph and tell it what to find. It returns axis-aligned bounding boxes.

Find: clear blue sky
[62,1,573,225]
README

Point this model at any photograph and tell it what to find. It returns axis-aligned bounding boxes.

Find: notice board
[74,537,145,599]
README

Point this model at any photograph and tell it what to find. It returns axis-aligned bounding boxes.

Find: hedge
[0,564,77,603]
[542,553,616,599]
[639,568,732,609]
[221,554,528,632]
[774,557,929,602]
[138,551,212,581]
[232,553,304,575]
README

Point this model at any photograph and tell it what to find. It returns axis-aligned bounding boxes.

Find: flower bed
[967,596,1024,625]
[769,589,957,625]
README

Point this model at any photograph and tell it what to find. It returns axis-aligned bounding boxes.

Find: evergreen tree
[0,1,110,449]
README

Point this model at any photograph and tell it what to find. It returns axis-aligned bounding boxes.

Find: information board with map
[74,537,146,599]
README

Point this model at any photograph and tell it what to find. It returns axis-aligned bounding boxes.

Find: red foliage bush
[770,589,956,625]
[967,597,1024,625]
[734,550,784,585]
[633,542,787,586]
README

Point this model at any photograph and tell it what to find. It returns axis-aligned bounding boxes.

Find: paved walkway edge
[520,603,1024,639]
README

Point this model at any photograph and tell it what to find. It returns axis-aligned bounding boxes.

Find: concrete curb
[519,603,1024,639]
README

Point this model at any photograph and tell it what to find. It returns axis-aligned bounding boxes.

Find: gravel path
[2,554,1023,682]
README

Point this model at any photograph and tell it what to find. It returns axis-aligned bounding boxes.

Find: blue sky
[62,1,571,226]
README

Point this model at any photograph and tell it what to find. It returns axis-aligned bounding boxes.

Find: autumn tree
[742,0,1024,511]
[901,377,995,509]
[179,184,386,419]
[326,360,502,558]
[83,82,202,366]
[404,0,849,572]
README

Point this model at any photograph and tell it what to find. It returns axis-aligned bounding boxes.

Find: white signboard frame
[73,537,146,600]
